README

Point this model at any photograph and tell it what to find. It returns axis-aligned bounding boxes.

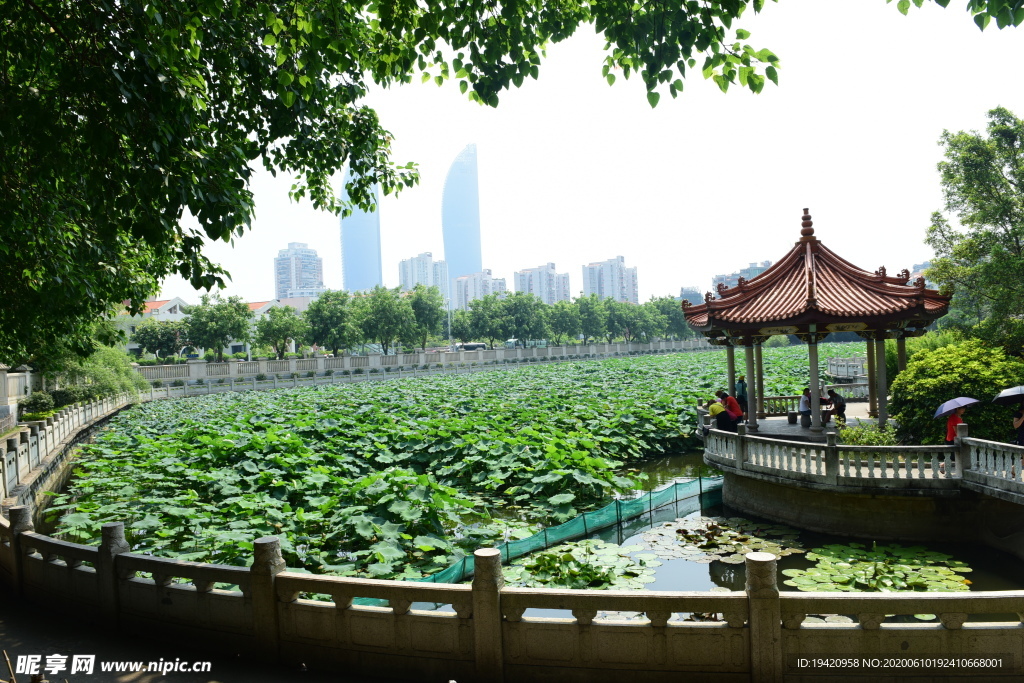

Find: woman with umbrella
[934,397,980,474]
[992,386,1024,446]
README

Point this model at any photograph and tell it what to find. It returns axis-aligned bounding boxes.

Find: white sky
[159,0,1024,305]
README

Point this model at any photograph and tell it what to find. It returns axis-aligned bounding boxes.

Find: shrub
[837,421,900,446]
[306,371,315,378]
[290,372,299,379]
[353,368,364,374]
[195,378,204,385]
[171,379,185,387]
[370,368,380,374]
[151,380,163,388]
[50,387,88,408]
[340,370,351,376]
[19,392,54,416]
[232,352,248,360]
[255,373,267,381]
[325,369,334,376]
[218,378,226,384]
[890,340,1024,444]
[22,411,57,422]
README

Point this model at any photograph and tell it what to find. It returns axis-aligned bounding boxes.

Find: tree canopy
[3,0,1018,364]
[255,306,307,359]
[183,295,252,362]
[926,107,1024,356]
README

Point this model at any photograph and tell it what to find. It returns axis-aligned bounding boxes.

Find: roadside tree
[304,290,358,356]
[358,286,414,356]
[183,295,253,363]
[255,306,308,359]
[408,285,447,351]
[131,319,190,359]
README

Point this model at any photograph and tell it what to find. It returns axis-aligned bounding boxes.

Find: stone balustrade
[826,355,868,379]
[2,512,1021,682]
[133,340,718,382]
[1,394,133,508]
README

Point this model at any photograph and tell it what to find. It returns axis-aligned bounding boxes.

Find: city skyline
[155,1,1024,305]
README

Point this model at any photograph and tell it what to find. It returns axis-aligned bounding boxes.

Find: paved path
[0,585,405,683]
[749,401,879,442]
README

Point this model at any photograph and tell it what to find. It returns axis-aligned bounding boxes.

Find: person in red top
[716,390,743,422]
[945,406,966,444]
[941,405,967,474]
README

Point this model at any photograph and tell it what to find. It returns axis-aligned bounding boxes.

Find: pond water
[426,451,1024,620]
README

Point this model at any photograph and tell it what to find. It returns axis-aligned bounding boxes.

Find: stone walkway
[0,585,405,683]
[747,401,878,443]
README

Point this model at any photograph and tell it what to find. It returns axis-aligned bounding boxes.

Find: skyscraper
[441,143,482,307]
[273,243,324,300]
[340,168,383,293]
[398,252,449,298]
[582,256,639,304]
[513,263,571,305]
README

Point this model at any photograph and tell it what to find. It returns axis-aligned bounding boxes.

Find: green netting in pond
[352,475,723,606]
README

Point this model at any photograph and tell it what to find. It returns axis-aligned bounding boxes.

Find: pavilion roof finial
[799,207,815,241]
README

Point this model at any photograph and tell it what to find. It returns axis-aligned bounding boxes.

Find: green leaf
[646,92,660,108]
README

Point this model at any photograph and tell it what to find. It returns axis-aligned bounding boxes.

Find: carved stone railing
[3,514,1019,681]
[705,424,1024,501]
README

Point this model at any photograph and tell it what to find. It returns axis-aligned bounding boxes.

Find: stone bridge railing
[2,515,1022,682]
[705,423,1024,500]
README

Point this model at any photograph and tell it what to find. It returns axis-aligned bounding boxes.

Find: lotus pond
[49,346,844,580]
[496,451,1024,623]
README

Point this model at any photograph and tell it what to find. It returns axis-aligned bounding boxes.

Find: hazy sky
[158,0,1024,305]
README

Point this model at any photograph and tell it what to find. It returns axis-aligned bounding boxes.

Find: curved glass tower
[340,168,383,292]
[442,144,482,307]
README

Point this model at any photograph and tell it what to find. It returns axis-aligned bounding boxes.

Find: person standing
[1013,403,1024,446]
[734,375,748,416]
[946,405,967,445]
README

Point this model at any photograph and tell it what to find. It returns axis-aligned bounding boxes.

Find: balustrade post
[472,548,505,683]
[736,424,747,471]
[745,552,783,683]
[825,432,839,484]
[251,536,285,660]
[96,522,130,625]
[956,423,971,473]
[9,505,34,594]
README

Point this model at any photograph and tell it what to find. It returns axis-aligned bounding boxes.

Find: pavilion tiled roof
[684,210,950,333]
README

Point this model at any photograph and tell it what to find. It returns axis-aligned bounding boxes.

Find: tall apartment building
[513,263,571,305]
[442,144,483,307]
[274,243,324,300]
[454,270,506,310]
[398,252,449,298]
[712,260,773,290]
[581,256,639,304]
[340,168,383,293]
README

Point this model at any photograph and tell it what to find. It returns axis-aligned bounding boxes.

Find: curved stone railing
[2,393,135,511]
[2,515,1022,681]
[706,424,1024,501]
